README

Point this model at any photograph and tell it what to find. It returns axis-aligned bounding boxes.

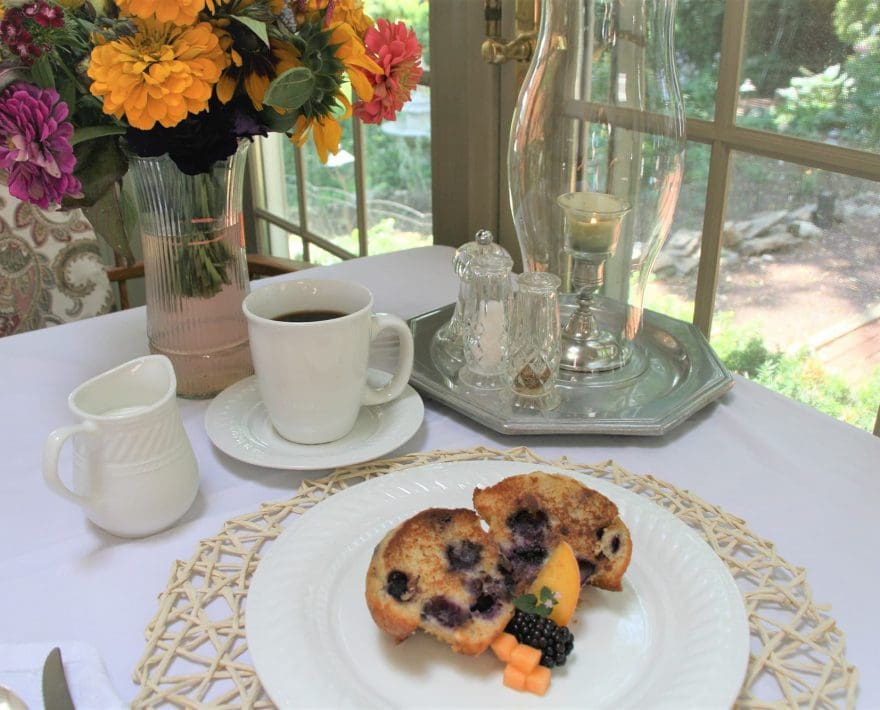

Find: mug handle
[42,422,98,507]
[362,313,415,406]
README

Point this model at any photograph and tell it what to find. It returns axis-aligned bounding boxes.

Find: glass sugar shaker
[459,248,514,390]
[509,271,562,410]
[433,229,510,360]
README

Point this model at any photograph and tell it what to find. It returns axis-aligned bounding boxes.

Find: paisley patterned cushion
[0,182,112,337]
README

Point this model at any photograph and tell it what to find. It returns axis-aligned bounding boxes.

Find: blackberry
[505,609,574,668]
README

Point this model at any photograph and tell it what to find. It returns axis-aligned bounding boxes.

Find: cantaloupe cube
[491,632,519,662]
[503,663,527,691]
[525,665,552,696]
[509,643,542,674]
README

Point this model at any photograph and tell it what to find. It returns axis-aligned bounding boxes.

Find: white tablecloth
[1,246,878,707]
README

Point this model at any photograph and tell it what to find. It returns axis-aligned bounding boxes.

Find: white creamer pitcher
[42,355,199,538]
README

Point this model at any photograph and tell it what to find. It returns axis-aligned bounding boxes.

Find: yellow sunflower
[115,0,216,26]
[214,22,275,109]
[296,0,373,38]
[327,21,381,101]
[290,94,352,164]
[88,19,228,130]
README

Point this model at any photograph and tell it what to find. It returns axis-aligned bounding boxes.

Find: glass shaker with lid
[433,230,511,362]
[459,248,514,390]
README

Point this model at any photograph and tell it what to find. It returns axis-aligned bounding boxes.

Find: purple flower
[0,82,82,209]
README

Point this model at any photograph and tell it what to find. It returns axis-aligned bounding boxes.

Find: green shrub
[647,289,879,433]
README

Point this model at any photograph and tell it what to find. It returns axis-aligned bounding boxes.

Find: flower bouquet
[0,0,423,298]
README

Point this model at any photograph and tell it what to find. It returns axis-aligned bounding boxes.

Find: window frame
[687,0,880,337]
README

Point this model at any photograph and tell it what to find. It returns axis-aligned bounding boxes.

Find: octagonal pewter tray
[407,301,734,436]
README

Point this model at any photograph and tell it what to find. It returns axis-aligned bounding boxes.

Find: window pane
[738,0,880,153]
[675,0,725,120]
[714,152,880,432]
[363,86,433,255]
[362,0,432,255]
[646,141,711,323]
[254,0,431,264]
[303,119,358,256]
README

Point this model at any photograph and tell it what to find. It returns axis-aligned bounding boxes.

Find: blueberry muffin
[473,472,632,592]
[365,508,515,655]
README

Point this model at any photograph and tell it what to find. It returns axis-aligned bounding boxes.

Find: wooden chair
[106,254,310,310]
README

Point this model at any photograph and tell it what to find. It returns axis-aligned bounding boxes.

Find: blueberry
[512,546,547,566]
[422,596,468,628]
[611,535,621,554]
[386,570,410,601]
[507,508,549,535]
[577,558,595,584]
[596,526,606,540]
[470,594,497,615]
[446,540,484,571]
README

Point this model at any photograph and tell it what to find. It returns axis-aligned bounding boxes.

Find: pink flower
[0,82,81,209]
[353,19,423,125]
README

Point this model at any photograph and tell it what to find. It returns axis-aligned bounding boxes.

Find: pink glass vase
[127,142,253,398]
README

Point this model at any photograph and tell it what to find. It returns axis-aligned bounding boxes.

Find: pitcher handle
[42,422,98,507]
[362,314,415,407]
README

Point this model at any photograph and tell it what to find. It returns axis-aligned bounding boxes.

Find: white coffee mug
[243,279,415,444]
[42,355,199,538]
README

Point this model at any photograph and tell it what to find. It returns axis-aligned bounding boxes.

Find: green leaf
[512,587,557,618]
[538,586,557,605]
[57,80,76,113]
[80,185,135,264]
[258,105,300,133]
[232,15,269,46]
[264,67,315,111]
[63,135,128,209]
[513,593,551,617]
[72,125,128,146]
[29,55,55,90]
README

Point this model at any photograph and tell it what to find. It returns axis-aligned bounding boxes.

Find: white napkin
[0,643,125,710]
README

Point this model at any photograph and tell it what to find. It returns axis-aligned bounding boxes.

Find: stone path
[652,202,880,386]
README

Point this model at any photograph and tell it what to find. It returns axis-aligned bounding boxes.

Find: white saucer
[205,372,424,470]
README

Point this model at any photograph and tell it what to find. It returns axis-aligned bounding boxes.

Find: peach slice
[527,540,581,626]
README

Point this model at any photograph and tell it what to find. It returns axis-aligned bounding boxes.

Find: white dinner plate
[247,460,749,709]
[205,372,424,470]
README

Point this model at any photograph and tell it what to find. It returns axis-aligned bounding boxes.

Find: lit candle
[557,191,630,256]
[568,214,618,253]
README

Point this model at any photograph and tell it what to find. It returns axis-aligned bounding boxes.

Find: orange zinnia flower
[88,19,227,130]
[115,0,215,25]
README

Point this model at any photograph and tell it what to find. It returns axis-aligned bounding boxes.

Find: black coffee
[273,309,347,323]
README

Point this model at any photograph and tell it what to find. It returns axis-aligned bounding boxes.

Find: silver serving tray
[407,301,734,436]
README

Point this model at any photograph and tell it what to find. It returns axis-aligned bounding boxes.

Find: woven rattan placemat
[132,446,858,708]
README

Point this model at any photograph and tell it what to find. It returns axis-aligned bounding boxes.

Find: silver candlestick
[556,191,631,373]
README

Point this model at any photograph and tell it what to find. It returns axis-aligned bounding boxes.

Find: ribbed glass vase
[127,142,253,398]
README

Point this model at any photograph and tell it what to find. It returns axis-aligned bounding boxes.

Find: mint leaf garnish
[513,586,558,618]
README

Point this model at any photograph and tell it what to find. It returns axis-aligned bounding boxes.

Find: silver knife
[42,647,75,710]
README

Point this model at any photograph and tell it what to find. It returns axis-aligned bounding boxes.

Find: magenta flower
[0,82,81,209]
[353,20,423,125]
